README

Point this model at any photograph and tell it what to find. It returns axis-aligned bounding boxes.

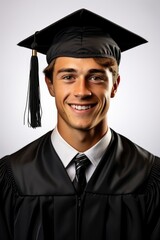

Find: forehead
[54,57,109,71]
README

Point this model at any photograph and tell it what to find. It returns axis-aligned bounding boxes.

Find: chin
[70,123,93,131]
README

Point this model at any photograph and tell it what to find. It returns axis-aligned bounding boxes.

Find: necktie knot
[74,153,90,172]
[73,153,90,195]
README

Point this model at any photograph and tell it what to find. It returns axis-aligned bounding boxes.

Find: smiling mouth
[70,104,95,111]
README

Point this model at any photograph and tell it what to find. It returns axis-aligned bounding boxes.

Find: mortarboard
[18,8,147,128]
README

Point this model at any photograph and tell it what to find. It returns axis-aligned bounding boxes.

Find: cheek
[53,81,70,97]
[103,96,110,111]
[54,88,69,109]
[100,91,111,113]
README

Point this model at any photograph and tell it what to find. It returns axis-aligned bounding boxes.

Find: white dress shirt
[51,127,112,182]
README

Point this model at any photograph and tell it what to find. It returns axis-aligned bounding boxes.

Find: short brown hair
[43,57,119,83]
[43,58,56,82]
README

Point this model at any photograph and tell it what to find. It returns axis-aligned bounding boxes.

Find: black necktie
[73,153,90,195]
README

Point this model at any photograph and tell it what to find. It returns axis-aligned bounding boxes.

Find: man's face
[46,57,119,134]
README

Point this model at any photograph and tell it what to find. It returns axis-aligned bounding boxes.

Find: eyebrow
[57,68,106,75]
[57,68,77,74]
[87,69,106,74]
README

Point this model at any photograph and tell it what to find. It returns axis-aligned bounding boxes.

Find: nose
[74,78,92,98]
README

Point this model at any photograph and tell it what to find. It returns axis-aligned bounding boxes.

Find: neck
[57,122,108,152]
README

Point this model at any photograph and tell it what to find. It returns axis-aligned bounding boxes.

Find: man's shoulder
[111,129,159,161]
[1,131,52,163]
[110,129,160,181]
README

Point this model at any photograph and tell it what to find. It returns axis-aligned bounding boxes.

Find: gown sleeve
[145,156,160,240]
[0,156,15,240]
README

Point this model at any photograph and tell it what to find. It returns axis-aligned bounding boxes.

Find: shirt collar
[51,127,111,168]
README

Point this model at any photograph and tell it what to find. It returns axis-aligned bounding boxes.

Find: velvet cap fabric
[18,8,147,65]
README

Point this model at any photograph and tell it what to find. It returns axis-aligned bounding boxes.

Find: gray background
[0,0,160,158]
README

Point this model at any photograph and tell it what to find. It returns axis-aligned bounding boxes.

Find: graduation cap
[18,8,147,128]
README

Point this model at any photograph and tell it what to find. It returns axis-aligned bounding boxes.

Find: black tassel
[24,49,42,128]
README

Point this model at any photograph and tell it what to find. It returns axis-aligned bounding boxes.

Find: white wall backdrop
[0,0,160,158]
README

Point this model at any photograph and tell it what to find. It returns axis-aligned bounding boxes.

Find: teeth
[71,105,92,110]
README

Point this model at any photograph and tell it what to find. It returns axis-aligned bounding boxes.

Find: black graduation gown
[0,129,160,240]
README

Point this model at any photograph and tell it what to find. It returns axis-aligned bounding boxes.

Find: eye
[63,75,73,80]
[89,75,106,83]
[62,74,76,81]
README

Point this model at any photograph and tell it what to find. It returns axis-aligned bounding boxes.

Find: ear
[111,75,120,98]
[45,77,55,97]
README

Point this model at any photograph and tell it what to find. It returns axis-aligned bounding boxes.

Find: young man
[0,9,160,240]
